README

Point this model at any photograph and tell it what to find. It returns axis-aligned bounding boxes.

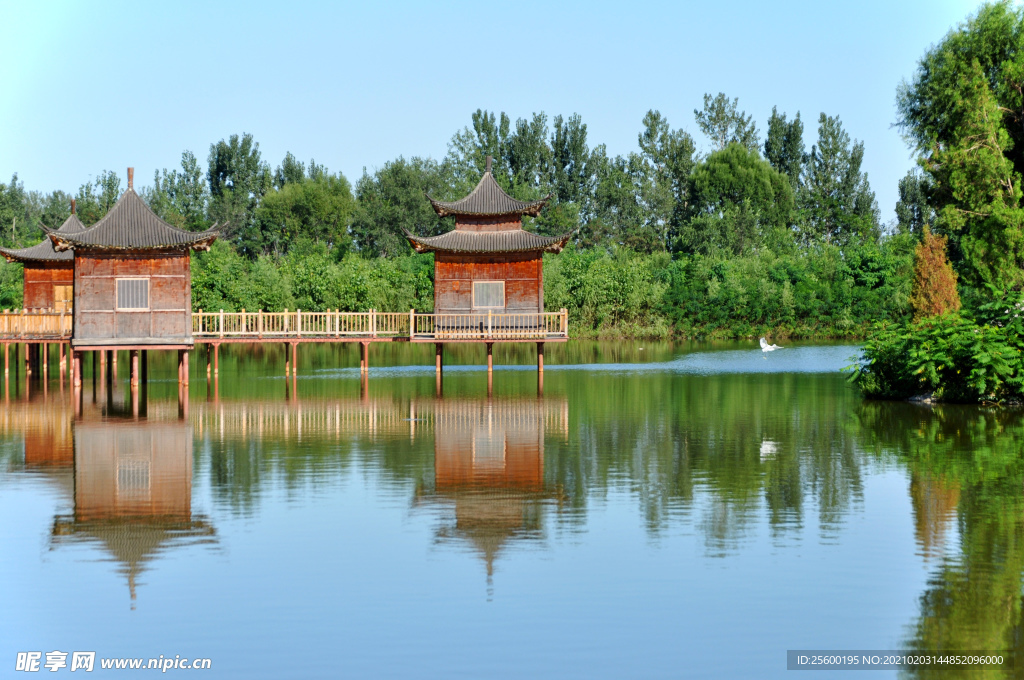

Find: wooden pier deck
[0,309,568,343]
[0,309,567,391]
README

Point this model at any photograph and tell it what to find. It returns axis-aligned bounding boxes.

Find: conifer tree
[909,226,961,319]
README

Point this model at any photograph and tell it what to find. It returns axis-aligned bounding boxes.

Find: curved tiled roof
[47,189,218,252]
[405,228,572,254]
[0,212,88,263]
[428,171,549,218]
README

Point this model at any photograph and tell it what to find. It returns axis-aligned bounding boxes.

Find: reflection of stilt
[435,343,443,398]
[487,343,493,398]
[74,384,82,418]
[178,383,189,420]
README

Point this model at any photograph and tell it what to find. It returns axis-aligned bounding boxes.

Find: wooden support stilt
[182,350,189,386]
[60,342,66,373]
[284,342,290,376]
[25,343,32,376]
[537,342,545,373]
[435,343,443,375]
[360,341,367,373]
[207,347,212,378]
[3,342,7,377]
[214,343,220,376]
[112,350,118,382]
[290,343,295,377]
[486,343,493,373]
[130,349,139,386]
[177,350,184,384]
[73,351,82,387]
[42,343,48,378]
[132,379,139,418]
[141,350,148,384]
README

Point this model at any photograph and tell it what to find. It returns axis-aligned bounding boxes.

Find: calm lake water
[1,341,1022,678]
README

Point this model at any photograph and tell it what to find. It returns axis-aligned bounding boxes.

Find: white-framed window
[472,280,505,309]
[116,278,150,310]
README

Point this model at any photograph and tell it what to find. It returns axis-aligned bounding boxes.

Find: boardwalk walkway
[0,309,568,343]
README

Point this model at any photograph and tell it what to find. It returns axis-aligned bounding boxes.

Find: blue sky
[0,0,986,223]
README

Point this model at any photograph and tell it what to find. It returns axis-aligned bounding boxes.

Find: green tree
[895,169,935,237]
[75,170,122,226]
[763,107,804,190]
[146,151,210,231]
[207,133,272,252]
[896,2,1024,289]
[800,113,879,245]
[680,143,794,255]
[350,157,450,258]
[694,93,759,153]
[254,170,355,256]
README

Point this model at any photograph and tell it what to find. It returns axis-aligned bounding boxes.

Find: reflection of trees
[558,371,864,550]
[855,402,1024,677]
[194,371,870,555]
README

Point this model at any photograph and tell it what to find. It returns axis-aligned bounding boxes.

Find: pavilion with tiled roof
[0,200,86,312]
[405,157,572,318]
[45,168,218,388]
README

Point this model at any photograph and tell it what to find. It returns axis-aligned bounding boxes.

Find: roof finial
[485,155,492,173]
[127,167,134,191]
[70,199,76,215]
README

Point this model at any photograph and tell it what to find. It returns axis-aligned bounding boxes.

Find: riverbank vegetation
[2,89,915,338]
[852,1,1024,403]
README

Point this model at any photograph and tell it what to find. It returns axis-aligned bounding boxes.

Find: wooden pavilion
[46,169,218,387]
[0,199,85,312]
[405,156,572,317]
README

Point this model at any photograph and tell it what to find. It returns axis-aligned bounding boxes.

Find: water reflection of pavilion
[414,398,567,581]
[50,421,215,605]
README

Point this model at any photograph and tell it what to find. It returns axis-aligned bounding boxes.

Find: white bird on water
[760,337,782,355]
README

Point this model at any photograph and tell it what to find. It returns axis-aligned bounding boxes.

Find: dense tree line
[0,92,914,337]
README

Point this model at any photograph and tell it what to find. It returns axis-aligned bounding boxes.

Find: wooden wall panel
[151,311,187,336]
[433,251,544,314]
[76,313,114,338]
[116,312,150,339]
[21,264,74,310]
[74,252,192,343]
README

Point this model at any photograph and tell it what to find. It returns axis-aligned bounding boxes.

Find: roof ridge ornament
[128,167,134,191]
[485,155,492,173]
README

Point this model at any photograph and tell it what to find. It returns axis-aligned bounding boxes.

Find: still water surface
[1,341,1021,678]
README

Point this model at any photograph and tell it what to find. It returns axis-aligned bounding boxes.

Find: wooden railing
[0,308,569,341]
[412,310,567,340]
[0,309,72,339]
[192,309,568,340]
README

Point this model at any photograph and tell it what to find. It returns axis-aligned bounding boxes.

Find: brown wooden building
[405,157,571,316]
[0,201,85,311]
[47,170,217,350]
